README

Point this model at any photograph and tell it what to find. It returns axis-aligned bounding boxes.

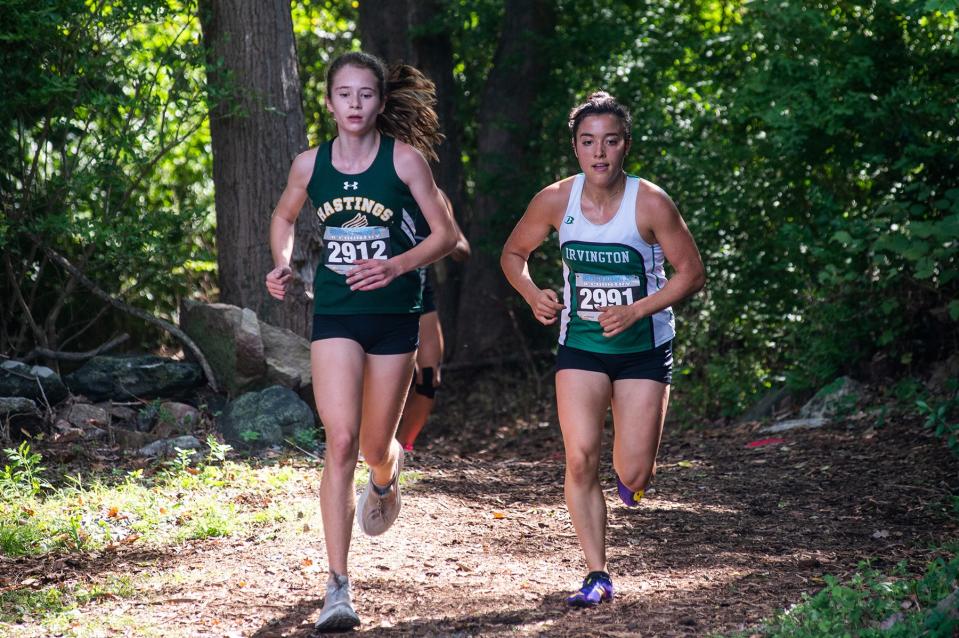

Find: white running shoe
[314,572,360,632]
[356,443,404,536]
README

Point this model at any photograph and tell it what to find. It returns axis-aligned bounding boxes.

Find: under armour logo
[343,181,359,190]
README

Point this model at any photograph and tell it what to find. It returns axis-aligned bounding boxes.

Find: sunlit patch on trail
[626,497,739,515]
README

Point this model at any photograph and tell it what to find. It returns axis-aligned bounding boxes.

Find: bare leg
[358,351,415,486]
[312,339,364,576]
[556,368,612,573]
[397,311,443,449]
[611,380,670,494]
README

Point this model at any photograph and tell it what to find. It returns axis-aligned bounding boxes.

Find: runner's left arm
[598,184,706,337]
[347,143,456,292]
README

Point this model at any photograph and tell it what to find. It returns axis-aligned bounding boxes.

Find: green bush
[0,0,215,355]
[738,550,959,637]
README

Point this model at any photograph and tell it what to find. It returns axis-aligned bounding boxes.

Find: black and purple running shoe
[566,571,614,607]
[616,476,644,507]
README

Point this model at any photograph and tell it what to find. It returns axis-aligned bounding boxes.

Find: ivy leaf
[948,300,959,321]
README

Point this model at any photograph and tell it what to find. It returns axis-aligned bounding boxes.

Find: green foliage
[611,0,959,414]
[736,551,959,637]
[239,429,262,444]
[916,378,959,457]
[0,442,51,500]
[291,0,358,145]
[205,434,232,463]
[290,427,318,450]
[0,575,136,625]
[165,446,196,475]
[1,0,215,355]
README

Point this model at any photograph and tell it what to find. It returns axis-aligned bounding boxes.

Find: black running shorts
[311,313,419,354]
[555,341,673,384]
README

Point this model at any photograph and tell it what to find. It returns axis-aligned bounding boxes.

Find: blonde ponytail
[379,64,444,163]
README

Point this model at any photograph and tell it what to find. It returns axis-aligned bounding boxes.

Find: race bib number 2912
[574,273,642,321]
[323,227,391,275]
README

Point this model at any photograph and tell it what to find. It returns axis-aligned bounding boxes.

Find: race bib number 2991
[574,273,642,321]
[323,227,391,275]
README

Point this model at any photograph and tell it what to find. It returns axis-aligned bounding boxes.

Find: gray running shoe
[314,572,360,632]
[356,444,404,536]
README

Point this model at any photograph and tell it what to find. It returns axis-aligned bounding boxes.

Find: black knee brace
[414,367,437,399]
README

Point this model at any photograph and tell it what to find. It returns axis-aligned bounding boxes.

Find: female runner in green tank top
[501,92,705,607]
[265,53,455,631]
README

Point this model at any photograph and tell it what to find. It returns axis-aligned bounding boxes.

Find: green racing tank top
[558,174,675,353]
[306,135,422,315]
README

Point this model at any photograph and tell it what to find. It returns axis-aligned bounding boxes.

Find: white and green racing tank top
[558,174,675,354]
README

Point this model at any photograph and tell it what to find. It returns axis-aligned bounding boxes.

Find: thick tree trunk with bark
[199,0,319,336]
[454,0,555,359]
[359,1,467,354]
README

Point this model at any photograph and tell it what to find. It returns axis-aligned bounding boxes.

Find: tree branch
[32,238,220,392]
[25,333,129,363]
[3,252,47,349]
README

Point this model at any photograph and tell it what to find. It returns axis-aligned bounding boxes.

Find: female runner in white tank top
[501,92,705,607]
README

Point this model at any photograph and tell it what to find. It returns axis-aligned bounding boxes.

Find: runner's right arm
[500,181,568,325]
[266,150,314,300]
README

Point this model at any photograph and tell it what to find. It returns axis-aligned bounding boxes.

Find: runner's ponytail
[380,64,443,163]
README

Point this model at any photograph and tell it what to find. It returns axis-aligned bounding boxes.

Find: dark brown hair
[326,52,443,162]
[568,91,632,142]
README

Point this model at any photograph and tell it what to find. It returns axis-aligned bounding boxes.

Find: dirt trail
[7,406,958,637]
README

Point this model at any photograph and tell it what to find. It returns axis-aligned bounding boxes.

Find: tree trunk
[199,0,319,336]
[454,0,555,360]
[359,1,467,355]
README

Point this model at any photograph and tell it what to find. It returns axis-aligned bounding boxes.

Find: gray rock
[799,376,863,419]
[928,352,959,394]
[153,401,201,438]
[259,320,311,391]
[58,403,111,429]
[111,427,157,450]
[82,427,108,441]
[180,300,267,396]
[107,403,138,421]
[64,356,203,401]
[0,360,69,404]
[0,396,40,417]
[739,386,793,422]
[139,435,203,458]
[760,417,828,433]
[934,588,959,621]
[217,385,316,450]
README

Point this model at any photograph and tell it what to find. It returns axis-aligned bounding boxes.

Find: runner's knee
[414,367,437,399]
[359,439,393,468]
[324,432,359,467]
[564,448,600,484]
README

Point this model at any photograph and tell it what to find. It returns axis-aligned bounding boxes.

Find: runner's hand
[529,288,565,325]
[599,304,641,337]
[347,258,401,291]
[266,266,293,300]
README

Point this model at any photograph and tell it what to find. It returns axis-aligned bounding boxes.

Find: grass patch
[0,439,324,558]
[0,442,425,559]
[729,546,959,638]
[0,574,136,625]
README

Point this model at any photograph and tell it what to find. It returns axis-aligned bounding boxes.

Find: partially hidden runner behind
[396,189,470,451]
[500,91,705,607]
[265,52,455,631]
